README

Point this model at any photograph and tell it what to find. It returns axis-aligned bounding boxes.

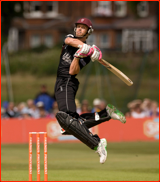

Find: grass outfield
[1,141,159,181]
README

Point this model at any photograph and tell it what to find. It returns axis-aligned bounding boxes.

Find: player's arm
[69,45,102,75]
[65,37,84,48]
[69,57,80,75]
[65,37,93,58]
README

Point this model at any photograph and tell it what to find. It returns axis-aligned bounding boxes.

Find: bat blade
[97,59,133,86]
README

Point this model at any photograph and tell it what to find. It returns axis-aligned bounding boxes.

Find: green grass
[1,141,159,181]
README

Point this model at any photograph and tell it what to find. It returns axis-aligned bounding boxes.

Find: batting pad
[56,111,100,149]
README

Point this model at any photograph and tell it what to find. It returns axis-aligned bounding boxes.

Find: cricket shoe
[95,138,107,164]
[106,104,126,124]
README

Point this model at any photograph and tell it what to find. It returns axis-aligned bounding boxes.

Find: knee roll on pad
[66,111,79,119]
[56,111,99,149]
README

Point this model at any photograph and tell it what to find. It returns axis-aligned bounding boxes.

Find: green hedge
[1,46,159,79]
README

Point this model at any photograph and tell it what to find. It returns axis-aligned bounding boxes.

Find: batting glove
[74,44,93,58]
[90,45,102,62]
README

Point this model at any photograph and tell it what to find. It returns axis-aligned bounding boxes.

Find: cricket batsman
[54,18,126,164]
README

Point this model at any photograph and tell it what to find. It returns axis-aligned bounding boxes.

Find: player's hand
[90,45,102,62]
[74,44,93,58]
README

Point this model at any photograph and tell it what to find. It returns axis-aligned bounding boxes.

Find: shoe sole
[100,139,107,164]
[106,104,115,116]
[107,104,126,124]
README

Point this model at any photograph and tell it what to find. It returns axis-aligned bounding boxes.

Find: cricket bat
[97,59,133,86]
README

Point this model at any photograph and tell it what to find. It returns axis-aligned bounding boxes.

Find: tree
[1,1,23,47]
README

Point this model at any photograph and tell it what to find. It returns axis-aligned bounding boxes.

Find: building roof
[113,16,157,29]
[12,17,71,30]
[92,16,157,30]
[12,15,157,31]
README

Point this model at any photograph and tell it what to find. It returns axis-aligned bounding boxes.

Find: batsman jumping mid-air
[54,18,126,164]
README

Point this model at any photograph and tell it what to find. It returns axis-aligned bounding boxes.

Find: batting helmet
[74,18,94,36]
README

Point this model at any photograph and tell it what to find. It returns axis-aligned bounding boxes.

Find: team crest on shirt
[62,52,72,65]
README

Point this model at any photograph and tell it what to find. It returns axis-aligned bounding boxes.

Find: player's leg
[79,109,111,128]
[54,77,99,148]
[55,78,107,163]
[54,77,79,117]
[61,103,126,133]
[79,104,126,129]
[56,111,100,149]
[56,111,107,164]
[55,82,100,149]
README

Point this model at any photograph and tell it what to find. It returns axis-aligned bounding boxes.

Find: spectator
[18,102,27,112]
[1,107,6,118]
[21,107,32,119]
[129,100,146,118]
[48,101,59,118]
[150,101,159,117]
[16,102,30,118]
[141,98,152,117]
[125,111,131,117]
[2,101,9,110]
[75,99,81,114]
[5,102,19,118]
[27,99,40,119]
[91,98,101,113]
[99,100,107,110]
[27,99,34,109]
[81,99,91,114]
[34,85,54,112]
[52,101,59,115]
[126,100,137,117]
[36,101,49,118]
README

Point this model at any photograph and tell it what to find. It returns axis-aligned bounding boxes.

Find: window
[30,35,41,48]
[116,32,122,48]
[28,1,43,18]
[47,1,57,12]
[95,1,112,16]
[45,2,58,17]
[114,1,127,17]
[30,1,41,12]
[14,3,21,13]
[87,34,96,45]
[137,1,149,17]
[100,34,110,48]
[122,29,154,52]
[44,35,54,48]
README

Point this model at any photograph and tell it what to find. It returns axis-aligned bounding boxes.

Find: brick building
[8,1,158,52]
